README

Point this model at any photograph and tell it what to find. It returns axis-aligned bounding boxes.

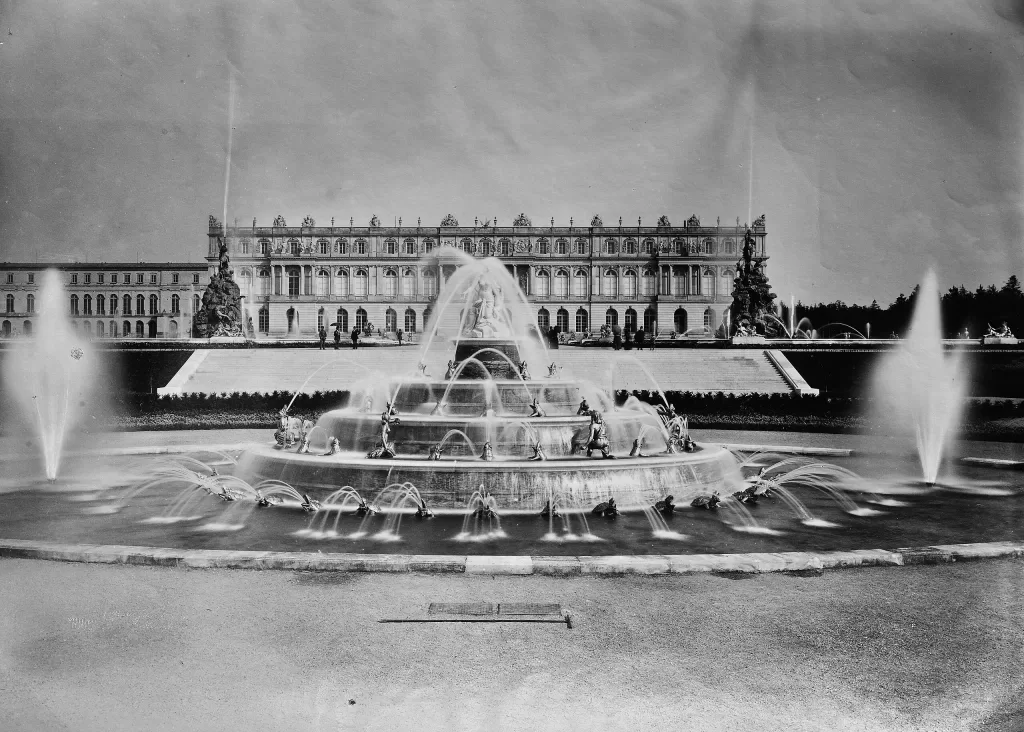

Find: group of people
[317,325,408,350]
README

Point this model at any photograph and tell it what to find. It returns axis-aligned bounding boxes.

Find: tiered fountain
[236,254,742,511]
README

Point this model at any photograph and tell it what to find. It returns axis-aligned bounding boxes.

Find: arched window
[192,295,200,314]
[355,239,367,255]
[537,238,549,255]
[84,320,93,336]
[702,268,715,296]
[22,320,31,336]
[691,268,700,295]
[670,266,685,296]
[385,308,397,332]
[334,269,350,297]
[258,239,271,255]
[386,238,397,255]
[602,269,618,298]
[404,308,417,333]
[623,238,637,255]
[401,268,416,297]
[535,269,550,298]
[5,294,13,313]
[353,269,368,297]
[336,238,348,255]
[704,307,716,332]
[288,238,300,255]
[382,268,398,297]
[422,269,437,298]
[121,294,130,315]
[423,238,434,253]
[70,294,79,315]
[404,238,416,255]
[171,295,180,314]
[575,308,589,332]
[556,307,569,332]
[556,238,568,255]
[96,320,105,338]
[95,294,104,315]
[108,320,116,338]
[256,268,270,296]
[642,238,655,255]
[625,307,637,333]
[605,308,618,328]
[26,294,34,313]
[643,307,656,334]
[168,320,178,339]
[148,319,157,338]
[136,294,146,316]
[573,268,588,297]
[335,307,348,332]
[499,238,511,256]
[575,238,588,255]
[622,270,638,298]
[83,295,92,315]
[355,307,368,331]
[674,308,688,334]
[122,320,132,338]
[317,307,325,330]
[641,268,656,297]
[316,269,330,296]
[318,239,330,256]
[135,320,145,338]
[149,294,158,315]
[605,238,617,255]
[554,269,569,298]
[537,308,550,330]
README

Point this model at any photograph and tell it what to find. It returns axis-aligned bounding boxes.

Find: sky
[0,0,1022,304]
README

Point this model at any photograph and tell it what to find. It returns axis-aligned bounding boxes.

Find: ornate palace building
[0,262,207,339]
[209,212,768,339]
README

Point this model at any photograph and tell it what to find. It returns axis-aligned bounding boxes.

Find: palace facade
[210,213,768,338]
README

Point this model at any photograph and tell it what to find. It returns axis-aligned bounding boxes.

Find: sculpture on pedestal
[192,232,244,338]
[461,276,511,338]
[729,228,777,336]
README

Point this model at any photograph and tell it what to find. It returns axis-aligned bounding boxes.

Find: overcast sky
[0,0,1022,304]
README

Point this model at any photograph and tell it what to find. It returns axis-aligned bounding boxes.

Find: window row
[69,294,201,316]
[257,306,420,334]
[65,273,200,285]
[247,268,439,298]
[533,306,730,335]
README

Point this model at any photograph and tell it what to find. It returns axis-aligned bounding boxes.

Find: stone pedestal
[731,335,767,344]
[454,338,523,379]
[983,336,1019,345]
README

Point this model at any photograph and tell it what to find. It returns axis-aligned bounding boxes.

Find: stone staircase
[165,347,798,396]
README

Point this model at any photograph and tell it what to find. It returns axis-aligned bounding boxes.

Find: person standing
[333,326,342,350]
[397,329,404,346]
[351,327,359,350]
[318,326,327,350]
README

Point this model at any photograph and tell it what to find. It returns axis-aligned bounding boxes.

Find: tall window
[575,308,589,332]
[109,320,116,337]
[149,273,157,285]
[193,295,200,313]
[704,238,714,255]
[385,308,397,332]
[71,274,79,285]
[317,307,324,330]
[289,239,300,255]
[644,307,656,333]
[5,273,12,284]
[335,308,348,332]
[149,294,158,315]
[355,239,366,255]
[26,294,34,313]
[98,273,105,284]
[136,273,143,284]
[136,294,145,315]
[383,269,398,297]
[554,269,569,298]
[672,266,686,296]
[335,269,350,297]
[642,238,655,255]
[641,268,656,296]
[70,295,79,314]
[622,270,637,298]
[122,320,131,337]
[575,238,588,255]
[96,320,105,338]
[287,269,299,297]
[702,269,714,296]
[625,308,637,333]
[405,238,416,255]
[5,294,13,313]
[318,239,330,256]
[556,308,569,332]
[422,269,437,298]
[674,309,687,333]
[111,274,118,284]
[83,320,92,336]
[135,320,144,338]
[720,269,733,297]
[241,240,250,255]
[401,268,416,297]
[534,269,550,298]
[556,238,568,255]
[386,239,397,255]
[480,239,491,256]
[704,307,715,332]
[257,307,269,334]
[108,294,117,315]
[624,238,637,255]
[602,269,618,298]
[537,308,550,330]
[85,273,91,285]
[353,269,368,297]
[404,308,416,332]
[316,269,330,296]
[500,239,511,256]
[171,295,180,314]
[573,268,588,297]
[23,320,32,336]
[423,239,434,253]
[691,268,700,295]
[538,238,549,255]
[123,294,132,315]
[336,238,348,255]
[605,239,617,255]
[257,268,270,296]
[96,294,105,315]
[674,239,685,255]
[605,308,618,328]
[83,295,92,315]
[258,239,270,255]
[355,307,368,331]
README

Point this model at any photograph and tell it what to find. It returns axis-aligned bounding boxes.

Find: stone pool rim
[2,538,1021,575]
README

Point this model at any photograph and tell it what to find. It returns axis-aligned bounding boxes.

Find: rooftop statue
[440,214,459,227]
[590,214,603,227]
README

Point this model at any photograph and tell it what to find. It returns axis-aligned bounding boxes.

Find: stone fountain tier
[235,444,739,511]
[453,338,531,379]
[383,378,595,416]
[311,410,668,458]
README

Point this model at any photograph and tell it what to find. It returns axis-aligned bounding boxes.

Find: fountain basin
[235,443,738,510]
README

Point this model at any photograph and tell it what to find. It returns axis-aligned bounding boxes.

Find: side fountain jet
[301,493,321,513]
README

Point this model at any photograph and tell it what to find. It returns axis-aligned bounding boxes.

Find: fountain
[235,254,743,510]
[871,271,965,484]
[2,270,96,481]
